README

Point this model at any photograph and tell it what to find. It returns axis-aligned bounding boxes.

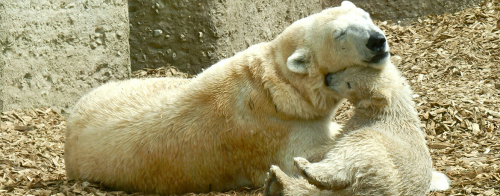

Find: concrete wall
[128,0,326,75]
[0,0,483,113]
[0,0,130,114]
[128,0,217,75]
[128,0,484,75]
[208,0,325,66]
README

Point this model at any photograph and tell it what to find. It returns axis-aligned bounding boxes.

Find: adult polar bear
[65,1,389,195]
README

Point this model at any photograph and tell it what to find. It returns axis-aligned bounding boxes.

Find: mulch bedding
[1,1,499,195]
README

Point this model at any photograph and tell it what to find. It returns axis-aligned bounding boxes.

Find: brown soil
[1,1,499,195]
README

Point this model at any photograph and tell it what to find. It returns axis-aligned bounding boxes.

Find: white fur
[429,171,451,191]
[286,48,310,74]
[341,1,356,9]
[265,62,451,196]
[65,1,389,195]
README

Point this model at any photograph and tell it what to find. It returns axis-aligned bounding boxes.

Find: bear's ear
[341,1,356,9]
[357,89,391,108]
[287,48,311,74]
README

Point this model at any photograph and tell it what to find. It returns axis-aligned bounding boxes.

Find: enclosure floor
[1,1,499,195]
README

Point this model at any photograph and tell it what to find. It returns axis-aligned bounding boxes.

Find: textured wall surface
[0,0,483,112]
[208,0,325,65]
[0,0,130,114]
[128,0,484,75]
[128,0,217,74]
[128,0,326,75]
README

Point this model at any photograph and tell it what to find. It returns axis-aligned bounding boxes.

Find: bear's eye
[335,30,347,39]
[347,82,352,89]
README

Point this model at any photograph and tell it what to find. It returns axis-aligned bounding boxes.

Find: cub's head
[325,65,393,109]
[281,1,389,77]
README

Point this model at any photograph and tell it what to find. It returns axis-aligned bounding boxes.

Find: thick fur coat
[65,1,389,195]
[264,63,450,195]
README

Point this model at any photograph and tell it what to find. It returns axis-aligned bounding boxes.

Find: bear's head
[277,1,389,76]
[269,1,390,118]
[325,65,393,109]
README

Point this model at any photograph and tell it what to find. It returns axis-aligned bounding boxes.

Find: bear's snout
[364,31,389,65]
[325,73,335,87]
[325,72,342,90]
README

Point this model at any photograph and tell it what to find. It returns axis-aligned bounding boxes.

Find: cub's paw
[294,157,311,169]
[294,157,332,189]
[265,164,325,196]
[264,165,290,196]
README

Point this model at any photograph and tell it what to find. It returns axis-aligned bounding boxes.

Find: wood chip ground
[1,1,499,195]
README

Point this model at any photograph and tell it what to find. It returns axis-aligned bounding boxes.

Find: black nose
[366,32,386,53]
[325,73,334,86]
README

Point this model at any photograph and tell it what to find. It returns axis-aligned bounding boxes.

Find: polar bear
[264,63,451,196]
[65,1,390,195]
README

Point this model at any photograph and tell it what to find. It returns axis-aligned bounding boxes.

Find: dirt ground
[1,1,499,195]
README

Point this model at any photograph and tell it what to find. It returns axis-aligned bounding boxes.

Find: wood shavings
[1,1,499,195]
[383,2,500,194]
[132,64,192,79]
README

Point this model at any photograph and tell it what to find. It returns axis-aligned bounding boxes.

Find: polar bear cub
[65,1,390,195]
[264,63,450,195]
